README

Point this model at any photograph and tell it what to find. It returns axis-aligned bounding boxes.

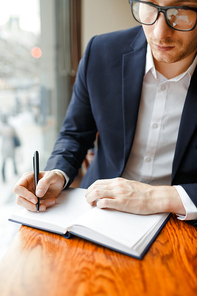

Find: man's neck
[154,52,197,79]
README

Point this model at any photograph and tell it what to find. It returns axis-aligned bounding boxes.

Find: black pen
[33,151,40,212]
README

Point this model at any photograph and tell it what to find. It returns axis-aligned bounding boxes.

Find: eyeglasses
[129,0,197,31]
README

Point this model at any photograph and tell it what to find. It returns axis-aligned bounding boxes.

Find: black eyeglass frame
[129,0,197,31]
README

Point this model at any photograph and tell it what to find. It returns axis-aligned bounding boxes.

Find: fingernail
[36,189,44,197]
[39,205,46,211]
[49,200,56,206]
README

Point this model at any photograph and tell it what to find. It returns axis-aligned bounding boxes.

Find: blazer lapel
[172,67,197,182]
[121,28,147,171]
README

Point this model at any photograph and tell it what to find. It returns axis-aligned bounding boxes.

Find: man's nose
[153,12,173,40]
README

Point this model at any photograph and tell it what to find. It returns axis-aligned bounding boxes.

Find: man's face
[142,0,197,65]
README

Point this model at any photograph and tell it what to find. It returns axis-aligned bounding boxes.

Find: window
[0,0,78,261]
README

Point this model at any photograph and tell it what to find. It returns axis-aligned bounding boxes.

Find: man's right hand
[13,170,65,212]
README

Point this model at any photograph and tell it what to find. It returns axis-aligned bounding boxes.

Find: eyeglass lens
[132,2,197,30]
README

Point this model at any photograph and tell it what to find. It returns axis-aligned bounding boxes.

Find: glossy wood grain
[0,215,196,296]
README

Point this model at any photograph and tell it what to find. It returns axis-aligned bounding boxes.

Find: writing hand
[85,178,185,215]
[13,170,65,212]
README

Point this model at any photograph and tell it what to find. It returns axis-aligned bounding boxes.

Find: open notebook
[9,188,170,259]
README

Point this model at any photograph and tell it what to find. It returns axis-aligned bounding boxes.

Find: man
[14,0,197,225]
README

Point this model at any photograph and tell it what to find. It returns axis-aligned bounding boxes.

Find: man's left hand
[85,178,186,215]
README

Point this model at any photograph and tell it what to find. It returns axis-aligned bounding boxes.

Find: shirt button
[153,123,158,129]
[146,158,151,162]
[161,86,166,90]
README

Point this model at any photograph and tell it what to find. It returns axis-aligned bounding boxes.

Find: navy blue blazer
[45,26,197,222]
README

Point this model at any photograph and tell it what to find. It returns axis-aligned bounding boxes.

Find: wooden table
[0,215,196,296]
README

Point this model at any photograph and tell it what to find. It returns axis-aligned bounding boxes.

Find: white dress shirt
[55,44,197,221]
[122,44,197,220]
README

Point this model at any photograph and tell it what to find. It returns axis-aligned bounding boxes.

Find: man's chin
[152,50,178,64]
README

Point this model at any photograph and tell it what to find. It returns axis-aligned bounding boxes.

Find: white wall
[81,0,138,53]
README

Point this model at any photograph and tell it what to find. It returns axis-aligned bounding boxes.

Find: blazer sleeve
[45,37,98,186]
[181,183,197,208]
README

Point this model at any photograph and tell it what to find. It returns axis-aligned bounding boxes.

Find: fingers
[36,170,65,198]
[85,178,122,204]
[86,188,114,205]
[13,170,64,211]
[96,198,119,210]
[85,178,138,213]
[16,196,56,212]
[35,171,55,197]
[13,171,37,201]
[85,178,158,214]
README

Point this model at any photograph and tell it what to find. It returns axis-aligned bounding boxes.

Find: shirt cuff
[173,185,197,221]
[52,169,70,189]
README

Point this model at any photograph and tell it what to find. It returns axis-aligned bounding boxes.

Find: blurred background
[0,0,137,261]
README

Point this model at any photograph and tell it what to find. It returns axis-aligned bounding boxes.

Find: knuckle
[98,199,108,208]
[114,177,122,184]
[91,184,97,190]
[13,184,22,195]
[113,177,125,187]
[13,184,18,194]
[16,196,22,206]
[116,177,122,182]
[93,189,101,198]
[101,199,108,207]
[22,171,32,178]
[119,197,128,207]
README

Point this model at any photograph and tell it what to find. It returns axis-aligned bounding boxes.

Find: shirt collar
[145,43,197,82]
[145,44,156,77]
